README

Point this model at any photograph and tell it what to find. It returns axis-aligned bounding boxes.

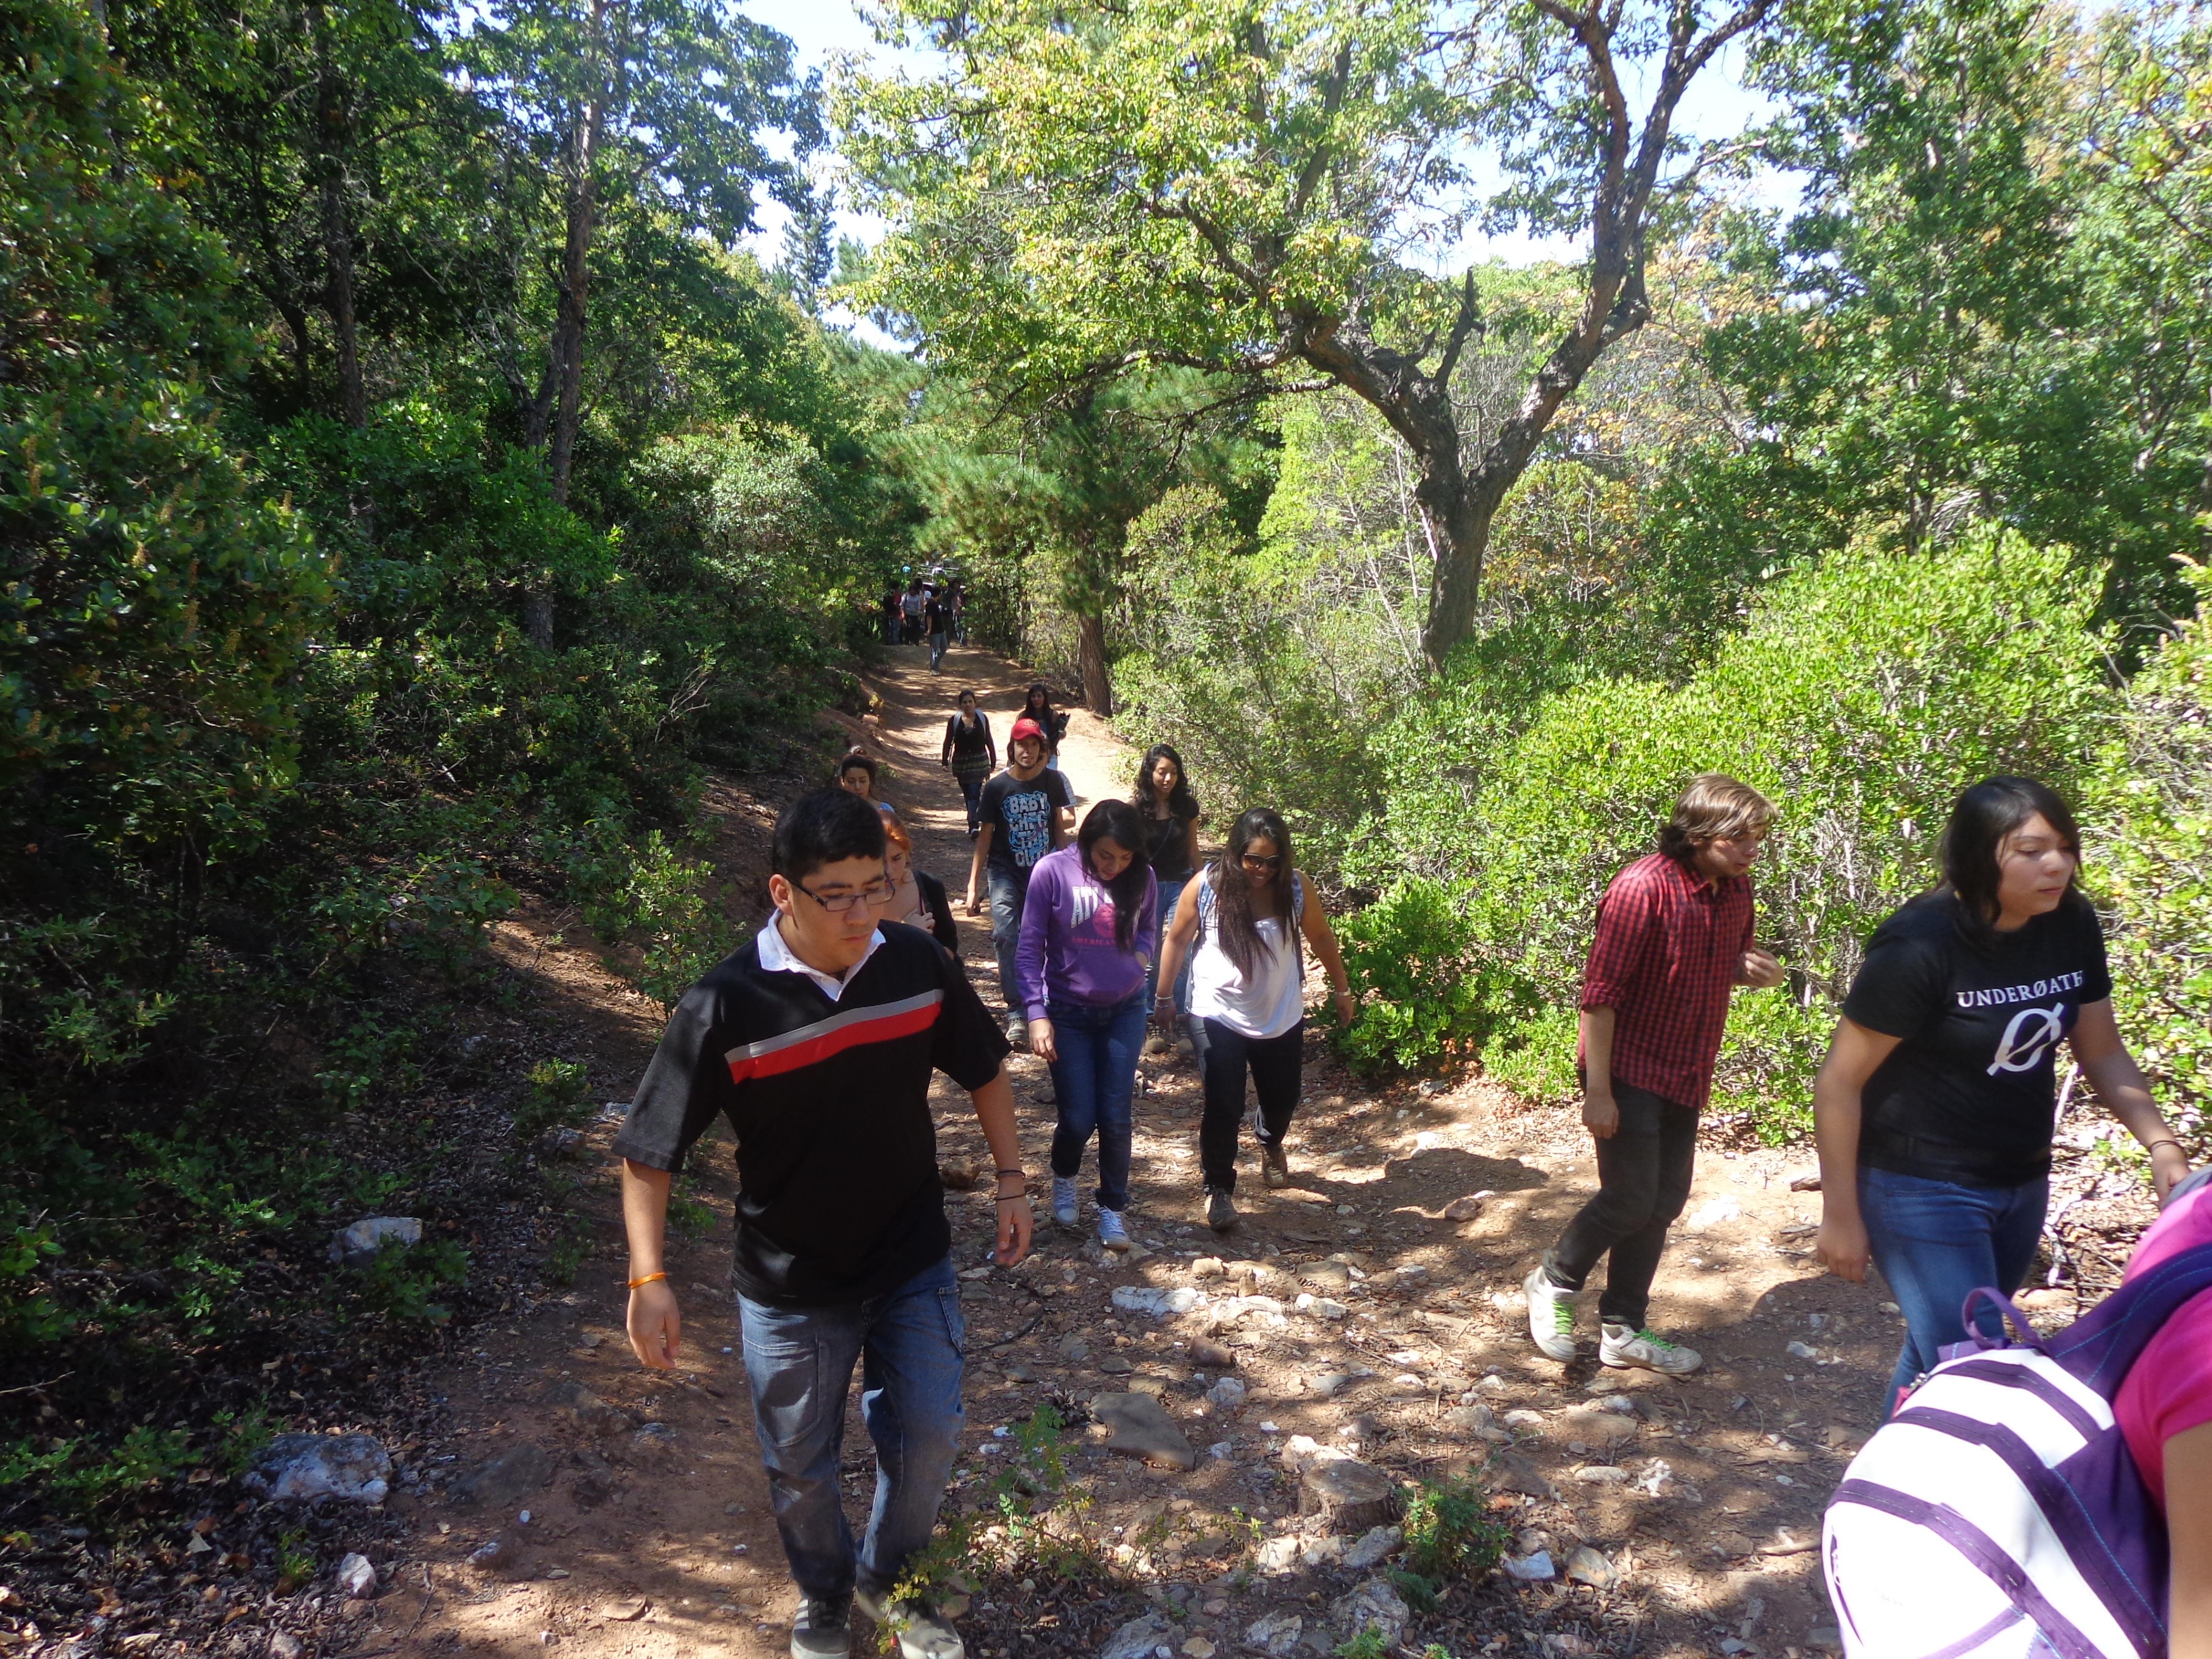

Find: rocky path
[353,641,1993,1659]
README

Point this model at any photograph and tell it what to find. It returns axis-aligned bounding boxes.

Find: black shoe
[1202,1186,1237,1233]
[792,1596,853,1659]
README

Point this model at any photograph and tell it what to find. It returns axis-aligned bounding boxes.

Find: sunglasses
[1239,853,1283,870]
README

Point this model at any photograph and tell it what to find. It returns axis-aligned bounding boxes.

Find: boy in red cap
[965,718,1073,1044]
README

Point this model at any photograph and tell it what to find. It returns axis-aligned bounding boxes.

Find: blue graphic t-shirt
[980,768,1074,879]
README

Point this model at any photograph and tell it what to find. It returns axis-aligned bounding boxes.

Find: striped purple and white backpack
[1824,1241,2212,1659]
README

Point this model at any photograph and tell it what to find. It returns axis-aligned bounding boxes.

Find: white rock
[1207,1441,1234,1460]
[1786,1340,1819,1360]
[1503,1409,1545,1428]
[1254,1537,1303,1574]
[1243,1611,1303,1657]
[1328,1578,1409,1645]
[1310,1298,1350,1321]
[1414,1131,1444,1151]
[1573,1466,1629,1484]
[244,1434,391,1504]
[1191,1258,1227,1280]
[328,1216,422,1265]
[269,1635,304,1659]
[1207,1377,1249,1409]
[1503,1550,1557,1581]
[1684,1196,1742,1231]
[1299,1535,1346,1568]
[337,1553,377,1599]
[1343,1526,1401,1569]
[1113,1285,1202,1317]
[1635,1458,1675,1496]
[1102,1613,1177,1659]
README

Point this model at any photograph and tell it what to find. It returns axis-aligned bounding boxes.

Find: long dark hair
[1023,681,1058,728]
[1133,743,1202,825]
[1936,775,2085,947]
[1077,800,1151,952]
[836,747,878,793]
[1208,808,1299,982]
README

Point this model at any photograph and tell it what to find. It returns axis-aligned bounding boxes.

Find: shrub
[1398,1472,1511,1581]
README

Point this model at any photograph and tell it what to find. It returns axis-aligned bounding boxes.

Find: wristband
[996,1168,1024,1178]
[627,1271,668,1289]
[994,1192,1028,1202]
[2148,1138,2185,1154]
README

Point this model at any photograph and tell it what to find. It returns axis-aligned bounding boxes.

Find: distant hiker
[901,579,925,645]
[924,589,952,672]
[1523,774,1785,1376]
[1132,743,1202,1041]
[1017,800,1157,1253]
[1153,807,1356,1234]
[878,809,960,954]
[835,749,893,820]
[1813,775,2184,1415]
[880,588,902,647]
[948,580,968,644]
[940,690,997,837]
[964,718,1074,1046]
[614,787,1028,1659]
[1021,682,1070,774]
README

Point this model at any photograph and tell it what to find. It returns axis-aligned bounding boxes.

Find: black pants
[1198,1018,1303,1192]
[1544,1082,1699,1329]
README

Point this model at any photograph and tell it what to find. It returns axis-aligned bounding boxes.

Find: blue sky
[737,0,1788,305]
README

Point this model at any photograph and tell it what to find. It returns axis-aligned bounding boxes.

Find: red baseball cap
[1009,718,1046,744]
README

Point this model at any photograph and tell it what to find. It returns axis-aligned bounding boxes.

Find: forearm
[2085,1051,2175,1145]
[621,1159,673,1275]
[1579,1006,1616,1094]
[969,1071,1022,1175]
[966,836,989,902]
[1813,1070,1863,1218]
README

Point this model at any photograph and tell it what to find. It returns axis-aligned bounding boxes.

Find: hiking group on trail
[608,670,2205,1659]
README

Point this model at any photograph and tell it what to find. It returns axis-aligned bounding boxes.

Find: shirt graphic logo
[1987,1003,2068,1076]
[1001,791,1055,867]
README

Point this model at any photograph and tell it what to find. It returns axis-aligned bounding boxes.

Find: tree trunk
[311,2,364,430]
[1076,609,1114,716]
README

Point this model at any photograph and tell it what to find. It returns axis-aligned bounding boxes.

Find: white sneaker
[1097,1208,1130,1253]
[1051,1177,1079,1227]
[1524,1264,1579,1361]
[1600,1321,1703,1375]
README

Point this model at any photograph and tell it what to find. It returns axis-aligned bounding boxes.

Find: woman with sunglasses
[1153,808,1356,1234]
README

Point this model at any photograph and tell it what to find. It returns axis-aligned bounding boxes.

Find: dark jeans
[736,1254,965,1602]
[954,769,987,834]
[1198,1018,1304,1192]
[1544,1083,1698,1329]
[1143,876,1193,1013]
[986,867,1027,1016]
[1859,1164,2048,1416]
[928,630,948,671]
[1046,992,1149,1212]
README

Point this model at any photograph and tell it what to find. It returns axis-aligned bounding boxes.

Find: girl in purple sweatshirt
[1016,800,1157,1251]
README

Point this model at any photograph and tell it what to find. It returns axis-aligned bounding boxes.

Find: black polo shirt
[614,920,1008,1307]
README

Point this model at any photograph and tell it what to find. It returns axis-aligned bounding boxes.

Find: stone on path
[1485,1451,1559,1501]
[336,1553,378,1599]
[1101,1612,1176,1659]
[1442,1194,1487,1222]
[1343,1525,1400,1569]
[328,1216,421,1265]
[1503,1550,1556,1582]
[1564,1545,1616,1588]
[245,1433,391,1503]
[1093,1391,1197,1470]
[454,1443,556,1507]
[1328,1578,1409,1645]
[1298,1455,1400,1532]
[1242,1612,1303,1658]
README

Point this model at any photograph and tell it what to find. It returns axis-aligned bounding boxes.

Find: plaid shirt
[1577,852,1755,1111]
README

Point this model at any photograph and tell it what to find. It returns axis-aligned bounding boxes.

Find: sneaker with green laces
[854,1589,964,1659]
[1599,1320,1703,1375]
[1523,1264,1578,1361]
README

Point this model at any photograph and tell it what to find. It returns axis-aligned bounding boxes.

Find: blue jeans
[1046,992,1149,1213]
[736,1255,965,1601]
[1859,1164,2048,1415]
[928,630,948,671]
[1144,876,1192,1013]
[986,867,1027,1016]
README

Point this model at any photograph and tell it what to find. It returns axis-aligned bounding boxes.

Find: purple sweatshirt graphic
[1014,845,1158,1022]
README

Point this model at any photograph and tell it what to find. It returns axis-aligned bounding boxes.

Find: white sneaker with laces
[1097,1208,1130,1252]
[1524,1264,1579,1361]
[1600,1320,1703,1375]
[1051,1177,1079,1227]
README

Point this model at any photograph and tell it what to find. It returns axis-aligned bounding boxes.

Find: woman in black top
[878,810,960,954]
[1812,776,2186,1414]
[1133,744,1202,1028]
[940,689,997,837]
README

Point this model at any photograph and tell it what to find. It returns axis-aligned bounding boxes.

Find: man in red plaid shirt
[1525,775,1786,1373]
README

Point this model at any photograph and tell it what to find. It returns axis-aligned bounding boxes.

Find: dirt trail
[371,641,1943,1659]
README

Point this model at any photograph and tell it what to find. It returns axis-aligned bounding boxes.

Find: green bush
[1398,1472,1511,1582]
[1334,879,1495,1075]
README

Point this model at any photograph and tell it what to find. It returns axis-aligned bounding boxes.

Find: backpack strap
[2048,1238,2212,1398]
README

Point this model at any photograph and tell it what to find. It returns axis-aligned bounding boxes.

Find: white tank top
[1188,871,1306,1039]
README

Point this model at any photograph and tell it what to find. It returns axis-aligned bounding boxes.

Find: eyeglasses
[793,878,894,916]
[1239,853,1283,870]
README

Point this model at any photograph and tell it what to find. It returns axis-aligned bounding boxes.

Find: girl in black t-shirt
[1132,743,1203,1038]
[1812,776,2187,1415]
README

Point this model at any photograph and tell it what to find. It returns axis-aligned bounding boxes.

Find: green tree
[466,0,817,637]
[842,0,1780,671]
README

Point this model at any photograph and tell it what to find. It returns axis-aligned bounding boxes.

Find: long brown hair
[1207,808,1299,982]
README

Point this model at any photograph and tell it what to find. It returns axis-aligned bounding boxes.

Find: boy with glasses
[615,788,1031,1659]
[1522,774,1785,1374]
